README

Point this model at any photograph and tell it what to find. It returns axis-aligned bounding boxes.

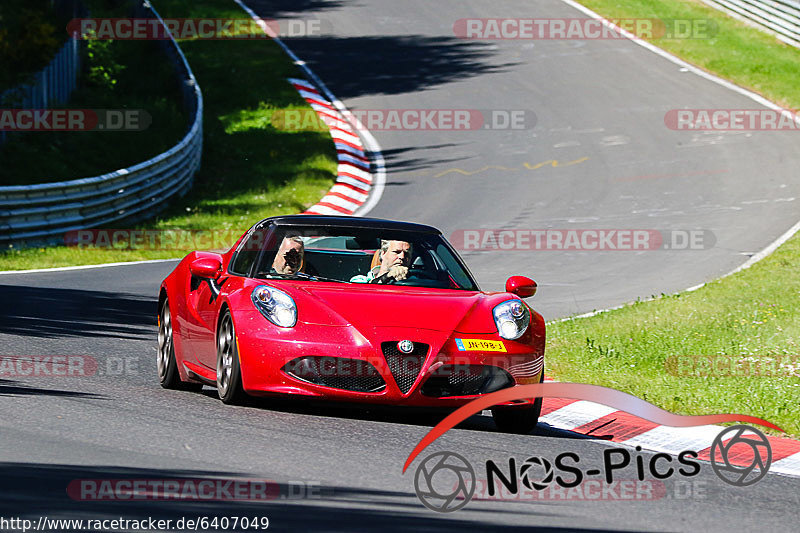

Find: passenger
[351,240,412,283]
[271,235,304,275]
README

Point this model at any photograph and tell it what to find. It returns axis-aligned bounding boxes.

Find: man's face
[379,241,411,275]
[272,238,304,274]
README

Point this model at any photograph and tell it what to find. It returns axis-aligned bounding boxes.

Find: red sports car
[158,215,545,433]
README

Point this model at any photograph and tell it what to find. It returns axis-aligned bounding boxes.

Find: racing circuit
[1,0,800,531]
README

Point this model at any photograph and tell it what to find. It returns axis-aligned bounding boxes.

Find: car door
[186,275,224,370]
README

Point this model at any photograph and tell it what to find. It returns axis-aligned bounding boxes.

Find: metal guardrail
[699,0,800,48]
[0,0,203,247]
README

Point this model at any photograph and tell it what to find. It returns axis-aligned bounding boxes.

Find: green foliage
[0,0,63,88]
[85,35,125,90]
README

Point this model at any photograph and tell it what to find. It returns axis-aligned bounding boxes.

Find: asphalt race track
[262,0,800,318]
[2,0,799,531]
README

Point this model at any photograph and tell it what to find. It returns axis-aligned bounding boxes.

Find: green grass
[547,234,800,438]
[0,0,338,268]
[579,0,800,109]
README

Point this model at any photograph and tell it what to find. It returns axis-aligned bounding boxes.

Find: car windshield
[243,225,479,290]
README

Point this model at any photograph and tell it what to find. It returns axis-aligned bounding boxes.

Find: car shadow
[197,389,594,440]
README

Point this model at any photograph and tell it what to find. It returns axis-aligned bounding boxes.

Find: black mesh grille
[381,341,429,394]
[283,357,385,393]
[421,365,514,397]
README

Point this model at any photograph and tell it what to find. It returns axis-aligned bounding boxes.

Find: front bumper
[235,313,544,407]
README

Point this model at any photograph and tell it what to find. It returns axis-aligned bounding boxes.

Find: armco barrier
[0,0,203,247]
[699,0,800,47]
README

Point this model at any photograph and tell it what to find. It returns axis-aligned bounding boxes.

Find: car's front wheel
[491,396,543,434]
[158,297,202,391]
[216,310,247,404]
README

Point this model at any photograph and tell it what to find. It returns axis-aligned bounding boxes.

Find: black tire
[492,371,544,434]
[491,396,543,434]
[158,297,203,391]
[216,311,247,404]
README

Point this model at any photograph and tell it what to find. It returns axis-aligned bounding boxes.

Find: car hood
[287,284,509,334]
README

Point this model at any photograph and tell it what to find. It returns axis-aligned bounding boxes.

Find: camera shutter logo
[710,425,772,486]
[413,451,475,512]
[519,456,554,491]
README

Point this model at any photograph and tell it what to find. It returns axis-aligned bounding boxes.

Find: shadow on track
[272,35,516,99]
[243,0,346,18]
[0,285,154,340]
[0,462,631,532]
[193,389,592,441]
[381,144,466,175]
[0,378,104,399]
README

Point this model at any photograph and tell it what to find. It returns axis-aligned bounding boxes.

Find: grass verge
[0,0,338,269]
[547,233,800,437]
[577,0,800,109]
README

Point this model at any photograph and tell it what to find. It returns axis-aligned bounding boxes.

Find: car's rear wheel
[158,297,202,391]
[216,311,247,404]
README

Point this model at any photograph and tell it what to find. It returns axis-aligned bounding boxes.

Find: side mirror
[505,275,537,298]
[190,257,222,279]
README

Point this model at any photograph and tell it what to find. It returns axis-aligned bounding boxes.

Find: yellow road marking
[433,157,589,178]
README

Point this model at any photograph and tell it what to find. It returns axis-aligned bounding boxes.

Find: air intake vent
[381,341,429,394]
[421,365,513,397]
[283,356,385,393]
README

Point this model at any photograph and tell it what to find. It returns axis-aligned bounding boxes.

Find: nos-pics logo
[412,425,772,512]
[414,452,476,513]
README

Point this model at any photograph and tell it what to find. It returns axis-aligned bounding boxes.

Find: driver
[271,235,304,275]
[350,240,412,283]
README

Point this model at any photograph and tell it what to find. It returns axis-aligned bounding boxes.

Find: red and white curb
[234,0,384,217]
[287,78,373,216]
[518,379,800,478]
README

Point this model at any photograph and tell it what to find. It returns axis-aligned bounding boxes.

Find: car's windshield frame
[229,222,480,290]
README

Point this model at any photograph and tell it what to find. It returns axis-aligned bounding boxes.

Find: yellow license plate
[455,338,507,352]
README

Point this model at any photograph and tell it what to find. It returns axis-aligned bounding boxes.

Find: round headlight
[499,319,520,339]
[509,301,525,318]
[252,285,297,328]
[492,299,530,340]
